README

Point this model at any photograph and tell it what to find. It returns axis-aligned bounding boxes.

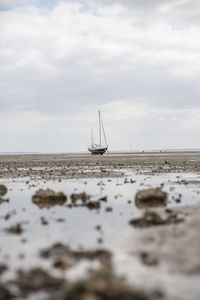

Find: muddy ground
[0,152,200,300]
[1,151,200,179]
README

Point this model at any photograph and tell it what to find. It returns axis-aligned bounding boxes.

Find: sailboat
[88,111,108,155]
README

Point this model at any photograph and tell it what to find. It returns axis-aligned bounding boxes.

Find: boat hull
[88,147,108,155]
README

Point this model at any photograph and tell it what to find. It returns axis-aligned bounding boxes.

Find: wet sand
[0,152,200,300]
[1,151,200,179]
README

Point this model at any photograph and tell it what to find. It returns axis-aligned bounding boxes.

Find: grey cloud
[1,0,200,151]
[1,47,200,115]
[92,0,167,9]
[92,0,200,26]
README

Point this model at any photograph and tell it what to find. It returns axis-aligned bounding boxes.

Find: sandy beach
[0,152,200,300]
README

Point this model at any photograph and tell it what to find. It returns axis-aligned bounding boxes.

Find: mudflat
[1,151,200,179]
[0,152,200,300]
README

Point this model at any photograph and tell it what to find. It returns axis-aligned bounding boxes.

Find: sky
[0,0,200,152]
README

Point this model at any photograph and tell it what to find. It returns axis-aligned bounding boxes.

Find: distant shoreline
[1,151,200,164]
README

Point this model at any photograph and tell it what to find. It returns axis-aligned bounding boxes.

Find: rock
[135,188,167,208]
[0,184,7,196]
[175,198,181,203]
[105,207,113,212]
[64,269,148,300]
[139,251,159,266]
[95,225,101,231]
[129,210,184,228]
[0,263,8,276]
[40,243,70,259]
[2,267,149,300]
[32,189,67,208]
[87,201,100,209]
[4,210,16,220]
[54,255,76,269]
[0,197,9,204]
[56,218,65,222]
[40,243,112,269]
[9,268,64,297]
[130,179,136,183]
[41,216,48,225]
[165,208,173,213]
[6,223,23,234]
[124,178,129,183]
[0,284,13,300]
[70,192,90,203]
[99,196,107,202]
[68,192,99,209]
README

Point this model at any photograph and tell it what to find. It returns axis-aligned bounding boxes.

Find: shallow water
[1,170,200,281]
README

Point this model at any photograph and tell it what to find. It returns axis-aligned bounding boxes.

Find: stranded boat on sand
[88,111,108,155]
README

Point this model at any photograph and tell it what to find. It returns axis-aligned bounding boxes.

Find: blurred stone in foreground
[135,188,167,208]
[32,189,67,208]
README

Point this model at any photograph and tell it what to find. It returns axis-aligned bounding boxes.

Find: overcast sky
[0,0,200,152]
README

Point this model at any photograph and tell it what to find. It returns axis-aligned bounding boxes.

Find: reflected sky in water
[1,170,200,278]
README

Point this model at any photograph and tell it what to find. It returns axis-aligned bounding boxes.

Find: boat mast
[99,110,101,146]
[100,113,108,146]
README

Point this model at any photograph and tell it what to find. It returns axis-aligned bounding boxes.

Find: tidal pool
[1,169,200,282]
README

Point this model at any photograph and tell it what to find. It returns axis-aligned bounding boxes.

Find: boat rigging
[88,110,108,155]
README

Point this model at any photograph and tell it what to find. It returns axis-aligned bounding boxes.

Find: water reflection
[32,189,67,209]
[0,170,200,280]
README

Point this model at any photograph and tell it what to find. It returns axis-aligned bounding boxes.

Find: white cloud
[0,0,200,151]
